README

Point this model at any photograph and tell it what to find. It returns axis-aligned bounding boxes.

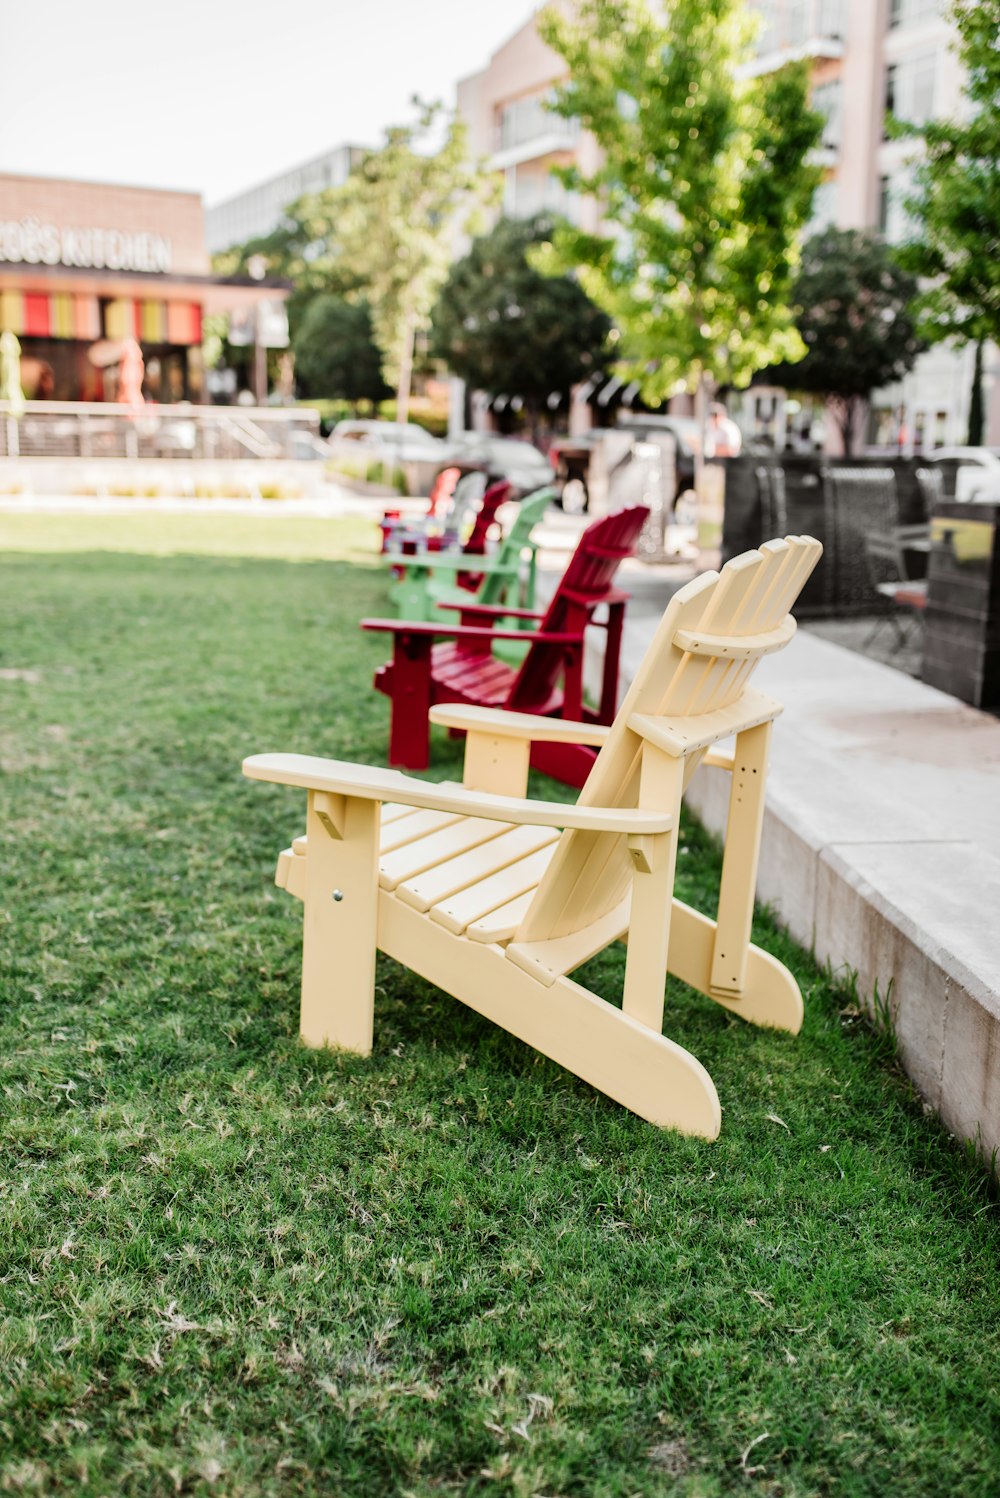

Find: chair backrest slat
[514,536,822,944]
[507,506,649,712]
[462,480,512,557]
[477,489,552,606]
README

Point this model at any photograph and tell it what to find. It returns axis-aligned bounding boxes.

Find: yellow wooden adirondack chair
[244,536,822,1138]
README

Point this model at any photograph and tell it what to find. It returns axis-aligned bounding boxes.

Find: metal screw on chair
[332,889,344,902]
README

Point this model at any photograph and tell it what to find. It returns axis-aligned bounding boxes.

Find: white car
[327,420,451,495]
[925,447,1000,502]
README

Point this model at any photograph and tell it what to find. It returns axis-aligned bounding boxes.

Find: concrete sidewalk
[606,568,1000,1161]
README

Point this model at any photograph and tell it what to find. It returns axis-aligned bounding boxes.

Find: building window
[807,177,838,232]
[812,79,843,148]
[885,50,937,128]
[879,170,916,243]
[889,0,942,27]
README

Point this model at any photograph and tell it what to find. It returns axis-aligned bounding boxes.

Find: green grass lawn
[1,510,998,1498]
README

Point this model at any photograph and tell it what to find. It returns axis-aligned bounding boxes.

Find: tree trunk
[396,318,415,427]
[967,338,985,446]
[832,395,864,456]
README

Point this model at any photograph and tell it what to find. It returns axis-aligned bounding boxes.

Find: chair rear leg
[710,721,771,1000]
[388,632,433,769]
[300,791,380,1053]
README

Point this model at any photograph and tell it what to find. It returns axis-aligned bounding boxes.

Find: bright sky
[0,0,540,205]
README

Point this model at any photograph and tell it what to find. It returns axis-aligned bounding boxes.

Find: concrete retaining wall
[685,632,1000,1163]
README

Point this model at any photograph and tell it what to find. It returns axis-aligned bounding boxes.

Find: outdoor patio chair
[385,478,513,613]
[387,488,553,624]
[378,466,460,552]
[381,470,487,556]
[244,535,823,1137]
[362,505,650,786]
[863,526,929,651]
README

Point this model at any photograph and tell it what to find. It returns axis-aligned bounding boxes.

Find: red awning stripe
[24,292,51,337]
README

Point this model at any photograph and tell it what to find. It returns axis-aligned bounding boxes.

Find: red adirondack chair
[362,505,650,787]
[386,478,513,597]
[379,466,461,553]
[381,469,487,556]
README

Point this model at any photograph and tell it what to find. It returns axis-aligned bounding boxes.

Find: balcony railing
[0,401,324,461]
[752,0,846,61]
[494,96,579,158]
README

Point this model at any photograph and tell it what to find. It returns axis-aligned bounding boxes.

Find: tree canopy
[431,215,611,418]
[292,296,390,405]
[772,228,924,454]
[330,101,497,422]
[535,0,823,404]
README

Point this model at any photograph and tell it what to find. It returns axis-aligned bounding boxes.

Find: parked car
[441,433,557,500]
[328,420,452,495]
[924,447,1000,502]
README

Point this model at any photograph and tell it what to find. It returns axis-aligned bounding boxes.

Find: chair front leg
[301,790,381,1053]
[622,744,685,1034]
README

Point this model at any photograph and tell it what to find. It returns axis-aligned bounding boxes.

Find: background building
[457,0,995,450]
[456,8,601,233]
[744,0,992,449]
[0,173,285,402]
[206,144,367,253]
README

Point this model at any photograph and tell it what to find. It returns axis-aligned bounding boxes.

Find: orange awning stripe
[74,295,100,340]
[166,301,202,346]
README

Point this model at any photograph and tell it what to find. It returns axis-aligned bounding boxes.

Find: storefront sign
[0,218,172,274]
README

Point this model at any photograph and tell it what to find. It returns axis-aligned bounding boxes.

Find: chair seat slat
[399,824,557,913]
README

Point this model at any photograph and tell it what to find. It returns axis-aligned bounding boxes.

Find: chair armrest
[434,602,546,619]
[429,704,611,747]
[382,554,516,577]
[243,753,672,834]
[629,687,783,757]
[361,617,582,645]
[561,587,632,608]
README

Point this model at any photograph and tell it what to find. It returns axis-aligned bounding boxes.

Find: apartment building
[205,144,367,254]
[456,6,601,233]
[458,0,993,449]
[744,0,986,449]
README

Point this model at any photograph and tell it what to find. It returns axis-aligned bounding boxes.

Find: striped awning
[0,290,202,346]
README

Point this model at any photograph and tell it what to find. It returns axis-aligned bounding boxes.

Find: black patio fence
[721,453,961,616]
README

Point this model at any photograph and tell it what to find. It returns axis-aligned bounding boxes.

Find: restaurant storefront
[0,173,285,404]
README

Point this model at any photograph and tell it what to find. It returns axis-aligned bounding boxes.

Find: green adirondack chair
[388,488,554,625]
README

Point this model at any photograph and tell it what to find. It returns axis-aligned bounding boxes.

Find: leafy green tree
[331,101,497,424]
[211,194,362,338]
[536,0,822,462]
[431,215,611,430]
[770,228,924,455]
[292,296,390,405]
[895,0,1000,445]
